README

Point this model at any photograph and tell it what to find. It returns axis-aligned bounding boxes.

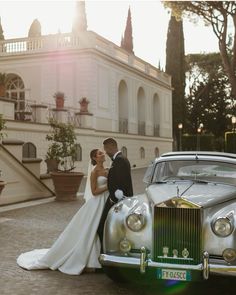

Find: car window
[143,163,154,183]
[152,160,236,186]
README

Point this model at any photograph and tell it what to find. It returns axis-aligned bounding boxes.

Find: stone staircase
[0,139,54,206]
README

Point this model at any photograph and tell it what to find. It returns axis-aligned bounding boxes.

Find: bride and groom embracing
[17,137,133,275]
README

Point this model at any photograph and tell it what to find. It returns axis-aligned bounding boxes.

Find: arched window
[75,144,82,161]
[154,147,159,158]
[140,147,145,159]
[6,74,27,120]
[121,146,127,158]
[23,142,36,158]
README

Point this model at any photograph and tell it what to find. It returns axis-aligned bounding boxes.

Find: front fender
[103,194,152,255]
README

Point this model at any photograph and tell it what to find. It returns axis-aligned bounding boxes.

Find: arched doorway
[118,80,128,133]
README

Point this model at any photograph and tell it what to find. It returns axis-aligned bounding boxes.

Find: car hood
[147,181,236,208]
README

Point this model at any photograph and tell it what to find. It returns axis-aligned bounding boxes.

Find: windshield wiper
[162,176,185,181]
[192,179,209,184]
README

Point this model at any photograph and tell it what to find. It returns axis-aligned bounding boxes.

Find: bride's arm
[90,171,107,196]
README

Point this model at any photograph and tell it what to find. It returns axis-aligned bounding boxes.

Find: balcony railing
[0,32,171,86]
[14,99,34,121]
[154,124,160,137]
[8,99,81,125]
[138,121,146,135]
[119,118,128,134]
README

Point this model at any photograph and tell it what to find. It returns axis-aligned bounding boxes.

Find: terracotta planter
[79,98,89,113]
[45,159,59,174]
[50,171,84,201]
[0,181,6,194]
[55,97,65,109]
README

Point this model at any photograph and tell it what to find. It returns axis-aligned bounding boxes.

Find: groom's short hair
[103,137,117,147]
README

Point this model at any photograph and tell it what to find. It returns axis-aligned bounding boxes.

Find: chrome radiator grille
[154,206,202,265]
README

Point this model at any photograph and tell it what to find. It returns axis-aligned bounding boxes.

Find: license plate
[157,268,191,281]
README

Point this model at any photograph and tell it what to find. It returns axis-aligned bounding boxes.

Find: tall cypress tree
[72,1,87,34]
[0,17,5,40]
[165,14,185,150]
[121,7,134,54]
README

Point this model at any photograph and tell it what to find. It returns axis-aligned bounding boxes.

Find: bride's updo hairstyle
[90,149,99,166]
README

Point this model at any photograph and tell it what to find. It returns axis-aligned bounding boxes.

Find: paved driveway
[0,168,235,295]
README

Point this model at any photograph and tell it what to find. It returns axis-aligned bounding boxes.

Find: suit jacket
[108,152,133,202]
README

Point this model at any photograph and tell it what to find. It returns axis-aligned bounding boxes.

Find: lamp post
[232,116,236,132]
[232,116,236,153]
[196,123,203,151]
[178,123,183,151]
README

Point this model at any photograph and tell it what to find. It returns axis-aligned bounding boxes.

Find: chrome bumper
[99,250,236,280]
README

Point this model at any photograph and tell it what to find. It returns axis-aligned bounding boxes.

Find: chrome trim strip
[99,254,236,275]
[99,254,203,270]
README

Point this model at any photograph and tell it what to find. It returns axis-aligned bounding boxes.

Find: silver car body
[99,152,236,281]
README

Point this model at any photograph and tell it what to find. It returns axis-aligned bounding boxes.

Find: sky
[0,0,219,69]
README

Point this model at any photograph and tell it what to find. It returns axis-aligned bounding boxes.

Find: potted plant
[0,72,7,97]
[53,91,65,109]
[79,97,90,113]
[46,118,84,201]
[45,142,60,173]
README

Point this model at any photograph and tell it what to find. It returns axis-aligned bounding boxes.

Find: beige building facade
[0,14,172,204]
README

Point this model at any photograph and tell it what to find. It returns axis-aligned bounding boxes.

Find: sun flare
[29,1,76,35]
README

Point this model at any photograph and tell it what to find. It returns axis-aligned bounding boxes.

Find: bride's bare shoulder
[90,168,98,178]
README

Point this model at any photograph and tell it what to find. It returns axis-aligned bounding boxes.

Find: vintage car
[99,151,236,283]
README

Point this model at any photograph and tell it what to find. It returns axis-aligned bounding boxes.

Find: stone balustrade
[0,32,171,86]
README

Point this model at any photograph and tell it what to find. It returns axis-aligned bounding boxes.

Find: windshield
[152,160,236,186]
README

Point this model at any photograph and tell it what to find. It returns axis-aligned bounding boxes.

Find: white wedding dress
[17,176,108,275]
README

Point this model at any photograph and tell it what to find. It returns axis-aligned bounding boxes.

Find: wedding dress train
[17,176,108,275]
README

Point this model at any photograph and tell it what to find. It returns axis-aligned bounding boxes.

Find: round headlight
[212,217,234,237]
[126,213,146,232]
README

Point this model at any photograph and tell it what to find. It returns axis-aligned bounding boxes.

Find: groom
[97,137,133,250]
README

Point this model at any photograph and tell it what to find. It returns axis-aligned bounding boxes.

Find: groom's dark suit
[97,152,133,249]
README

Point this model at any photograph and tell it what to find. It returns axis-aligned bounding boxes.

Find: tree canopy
[185,52,231,139]
[163,1,236,114]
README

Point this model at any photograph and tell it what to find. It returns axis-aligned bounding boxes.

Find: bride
[17,149,109,275]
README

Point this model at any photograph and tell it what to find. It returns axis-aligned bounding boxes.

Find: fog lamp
[223,248,236,263]
[212,217,233,237]
[119,238,131,253]
[126,213,146,232]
